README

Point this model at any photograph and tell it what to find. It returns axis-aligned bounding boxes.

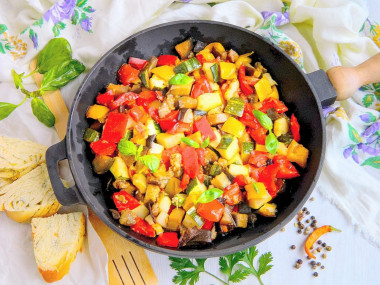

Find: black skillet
[45,20,340,258]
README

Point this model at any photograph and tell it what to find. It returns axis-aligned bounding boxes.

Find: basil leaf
[181,137,200,148]
[36,38,72,74]
[201,136,210,148]
[0,102,18,120]
[253,110,273,130]
[139,155,160,173]
[169,74,194,85]
[252,182,260,193]
[136,145,143,160]
[40,59,85,91]
[118,139,137,156]
[11,70,24,89]
[265,131,279,155]
[197,188,223,204]
[30,98,55,127]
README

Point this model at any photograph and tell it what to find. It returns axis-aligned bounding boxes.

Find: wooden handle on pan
[327,52,380,101]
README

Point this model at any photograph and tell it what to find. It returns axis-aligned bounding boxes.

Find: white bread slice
[31,212,86,283]
[0,163,61,223]
[0,135,47,180]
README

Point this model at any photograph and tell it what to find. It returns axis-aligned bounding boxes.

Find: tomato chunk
[197,199,225,222]
[156,232,179,247]
[113,191,140,211]
[118,64,140,85]
[101,112,128,143]
[90,140,116,156]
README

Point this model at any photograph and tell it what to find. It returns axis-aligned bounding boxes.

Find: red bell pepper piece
[248,151,270,167]
[158,110,179,131]
[258,164,279,197]
[248,165,265,181]
[96,90,114,106]
[196,148,205,166]
[162,146,181,170]
[196,54,207,65]
[156,232,179,247]
[180,173,191,190]
[182,146,200,179]
[191,76,213,99]
[197,199,225,222]
[147,106,159,122]
[223,183,243,205]
[128,57,148,70]
[248,127,267,145]
[273,155,300,179]
[202,220,214,230]
[238,65,253,95]
[108,92,139,110]
[118,64,140,85]
[101,112,129,143]
[131,216,155,238]
[136,90,156,107]
[260,97,288,114]
[129,106,147,122]
[239,103,260,129]
[193,116,216,141]
[113,191,140,211]
[157,55,178,66]
[233,175,248,187]
[90,140,116,156]
[290,114,301,142]
[167,121,192,135]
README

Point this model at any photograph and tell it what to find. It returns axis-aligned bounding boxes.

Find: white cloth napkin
[0,0,380,284]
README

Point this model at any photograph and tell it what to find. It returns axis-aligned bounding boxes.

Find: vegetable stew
[84,39,310,248]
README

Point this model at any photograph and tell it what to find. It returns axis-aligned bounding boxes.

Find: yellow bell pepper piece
[255,144,268,152]
[86,104,109,122]
[204,42,226,55]
[255,76,272,102]
[197,50,215,61]
[221,117,245,137]
[268,85,279,100]
[245,182,272,209]
[193,70,201,80]
[219,62,237,80]
[287,140,309,168]
[151,66,175,81]
[235,52,253,69]
[277,142,288,156]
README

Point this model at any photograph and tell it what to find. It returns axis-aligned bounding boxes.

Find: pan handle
[46,138,84,206]
[307,69,337,107]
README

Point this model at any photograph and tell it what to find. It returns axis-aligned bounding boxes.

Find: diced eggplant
[175,38,193,60]
[179,227,200,247]
[238,202,252,214]
[178,96,198,109]
[146,135,157,148]
[185,230,213,247]
[207,113,230,126]
[204,148,219,164]
[89,121,103,131]
[278,132,294,146]
[92,155,114,174]
[232,212,248,228]
[244,63,255,76]
[110,209,121,220]
[227,49,239,63]
[193,109,207,120]
[193,40,206,53]
[248,213,257,225]
[178,108,194,123]
[220,207,236,226]
[267,108,283,121]
[210,225,217,240]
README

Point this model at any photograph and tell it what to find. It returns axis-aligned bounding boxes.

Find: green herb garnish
[196,188,223,204]
[118,138,160,173]
[1,38,85,127]
[252,109,279,155]
[169,246,273,285]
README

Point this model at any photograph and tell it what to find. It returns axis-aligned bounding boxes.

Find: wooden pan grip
[327,53,380,101]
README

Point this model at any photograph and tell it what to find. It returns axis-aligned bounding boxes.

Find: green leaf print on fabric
[361,156,380,169]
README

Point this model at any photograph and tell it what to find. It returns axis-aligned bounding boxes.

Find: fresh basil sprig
[196,188,223,204]
[118,138,160,173]
[252,110,279,155]
[181,137,200,148]
[181,136,210,149]
[1,38,85,127]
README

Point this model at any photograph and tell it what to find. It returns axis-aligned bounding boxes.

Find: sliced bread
[0,135,47,180]
[0,163,61,223]
[31,212,86,283]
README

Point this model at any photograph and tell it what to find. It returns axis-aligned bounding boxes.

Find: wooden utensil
[30,60,158,285]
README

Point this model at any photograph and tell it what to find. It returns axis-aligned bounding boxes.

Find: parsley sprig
[169,246,273,285]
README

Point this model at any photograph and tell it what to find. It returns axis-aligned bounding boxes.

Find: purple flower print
[359,113,375,123]
[362,122,380,137]
[80,17,92,32]
[44,0,76,25]
[322,106,336,117]
[343,146,353,158]
[352,151,359,164]
[261,11,290,26]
